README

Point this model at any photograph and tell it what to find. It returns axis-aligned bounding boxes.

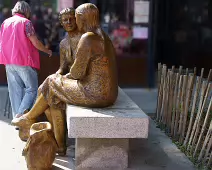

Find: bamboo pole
[163,69,170,125]
[159,65,167,122]
[157,64,165,122]
[193,83,212,157]
[179,66,183,75]
[195,89,212,158]
[158,63,162,86]
[178,75,188,138]
[207,149,212,168]
[206,69,212,87]
[165,67,175,128]
[203,134,212,164]
[187,68,204,147]
[174,75,183,137]
[192,80,211,147]
[167,66,175,131]
[189,81,207,149]
[185,68,189,75]
[180,74,194,143]
[171,73,180,136]
[183,77,203,146]
[156,63,162,120]
[194,67,197,77]
[198,119,212,161]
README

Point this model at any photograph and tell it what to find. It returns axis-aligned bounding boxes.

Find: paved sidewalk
[0,87,196,170]
[124,88,158,115]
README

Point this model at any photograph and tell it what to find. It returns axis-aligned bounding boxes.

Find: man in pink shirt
[0,1,52,119]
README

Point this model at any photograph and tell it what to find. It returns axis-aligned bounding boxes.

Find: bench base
[75,138,129,169]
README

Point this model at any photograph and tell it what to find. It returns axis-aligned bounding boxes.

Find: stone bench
[66,88,149,170]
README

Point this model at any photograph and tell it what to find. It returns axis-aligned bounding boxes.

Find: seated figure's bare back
[69,32,118,106]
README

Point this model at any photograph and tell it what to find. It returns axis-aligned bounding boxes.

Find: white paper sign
[134,0,150,23]
[133,27,148,39]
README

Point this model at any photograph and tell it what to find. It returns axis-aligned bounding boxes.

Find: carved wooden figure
[22,122,57,170]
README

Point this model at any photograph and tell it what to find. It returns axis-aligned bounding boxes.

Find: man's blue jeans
[5,64,38,118]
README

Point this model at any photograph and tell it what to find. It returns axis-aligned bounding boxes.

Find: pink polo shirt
[0,14,40,69]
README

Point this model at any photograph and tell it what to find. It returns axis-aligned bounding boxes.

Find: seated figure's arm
[56,43,69,75]
[69,35,91,80]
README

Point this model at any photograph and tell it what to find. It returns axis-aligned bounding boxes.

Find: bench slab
[75,138,129,169]
[66,88,149,169]
[66,88,149,139]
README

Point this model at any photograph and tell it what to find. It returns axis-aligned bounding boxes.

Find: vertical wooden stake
[156,63,162,120]
[195,89,212,158]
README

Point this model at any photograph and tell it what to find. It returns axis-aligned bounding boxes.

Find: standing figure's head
[75,3,100,32]
[59,7,77,32]
[12,1,31,19]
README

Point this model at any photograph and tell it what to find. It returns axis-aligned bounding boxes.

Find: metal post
[147,0,156,88]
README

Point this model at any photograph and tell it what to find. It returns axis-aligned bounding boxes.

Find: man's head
[59,8,77,32]
[75,3,100,32]
[12,1,31,19]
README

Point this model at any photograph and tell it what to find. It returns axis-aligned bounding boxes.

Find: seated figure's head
[12,1,31,19]
[75,3,99,32]
[59,7,77,32]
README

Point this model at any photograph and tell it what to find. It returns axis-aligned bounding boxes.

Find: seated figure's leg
[11,93,49,127]
[49,107,66,155]
[45,108,53,125]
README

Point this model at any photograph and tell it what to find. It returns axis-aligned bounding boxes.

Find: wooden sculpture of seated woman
[12,3,118,156]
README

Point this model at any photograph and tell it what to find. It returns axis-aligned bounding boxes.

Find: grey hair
[11,1,31,19]
[58,7,75,24]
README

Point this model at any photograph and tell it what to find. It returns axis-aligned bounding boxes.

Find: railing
[156,63,212,169]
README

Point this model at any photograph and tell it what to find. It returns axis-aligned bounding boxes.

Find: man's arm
[28,35,52,57]
[26,21,52,56]
[56,43,70,75]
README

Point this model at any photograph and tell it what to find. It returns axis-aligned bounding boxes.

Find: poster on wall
[133,26,148,39]
[134,0,150,23]
[57,0,74,12]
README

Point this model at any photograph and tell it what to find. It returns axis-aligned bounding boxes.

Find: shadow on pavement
[0,87,12,124]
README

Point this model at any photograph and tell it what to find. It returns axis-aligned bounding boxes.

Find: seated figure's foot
[12,114,36,141]
[14,113,23,118]
[57,147,67,156]
[15,126,19,130]
[14,109,29,119]
[19,127,30,141]
[11,115,35,128]
[13,110,30,129]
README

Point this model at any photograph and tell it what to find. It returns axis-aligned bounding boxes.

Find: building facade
[76,0,154,87]
[0,0,155,87]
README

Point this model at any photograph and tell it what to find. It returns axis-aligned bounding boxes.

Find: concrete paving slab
[123,88,157,115]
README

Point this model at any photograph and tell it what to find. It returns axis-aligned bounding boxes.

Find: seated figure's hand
[64,73,72,79]
[56,69,63,75]
[48,50,52,57]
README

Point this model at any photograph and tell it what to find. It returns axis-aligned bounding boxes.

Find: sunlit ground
[0,86,74,170]
[0,116,75,170]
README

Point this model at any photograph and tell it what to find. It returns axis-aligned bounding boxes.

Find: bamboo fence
[156,63,212,169]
